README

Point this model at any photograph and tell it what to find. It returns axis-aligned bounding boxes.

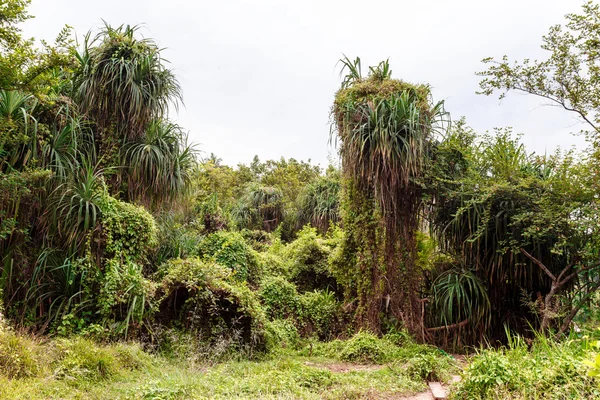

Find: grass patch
[0,330,41,379]
[0,329,456,399]
[452,332,600,399]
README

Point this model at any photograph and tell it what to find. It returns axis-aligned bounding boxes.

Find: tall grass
[453,329,599,399]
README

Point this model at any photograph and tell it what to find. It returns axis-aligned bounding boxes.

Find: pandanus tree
[332,57,448,337]
[431,127,600,341]
[233,183,285,232]
[73,24,181,141]
[297,171,341,234]
[72,24,184,201]
[123,120,196,208]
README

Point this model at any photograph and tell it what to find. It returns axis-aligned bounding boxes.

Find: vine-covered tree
[331,57,448,337]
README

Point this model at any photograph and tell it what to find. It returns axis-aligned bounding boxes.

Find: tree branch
[511,86,600,133]
[557,280,600,337]
[520,248,556,281]
[426,319,469,332]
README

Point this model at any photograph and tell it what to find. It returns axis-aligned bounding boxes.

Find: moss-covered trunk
[340,178,423,338]
[331,59,445,339]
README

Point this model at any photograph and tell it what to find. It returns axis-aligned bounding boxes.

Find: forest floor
[0,355,462,399]
[0,333,464,399]
[5,329,596,399]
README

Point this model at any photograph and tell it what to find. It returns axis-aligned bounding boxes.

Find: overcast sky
[24,0,588,168]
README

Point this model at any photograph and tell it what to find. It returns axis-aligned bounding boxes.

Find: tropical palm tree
[46,158,104,251]
[73,24,181,141]
[430,131,587,341]
[233,183,285,232]
[0,89,39,171]
[297,173,341,234]
[332,57,448,336]
[123,119,197,207]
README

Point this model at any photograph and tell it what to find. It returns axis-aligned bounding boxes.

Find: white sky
[24,0,588,168]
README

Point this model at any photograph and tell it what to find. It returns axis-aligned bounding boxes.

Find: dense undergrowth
[3,1,600,399]
[453,329,600,399]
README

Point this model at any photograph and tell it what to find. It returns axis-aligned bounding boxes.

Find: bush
[291,366,333,389]
[338,331,401,364]
[284,227,339,293]
[97,193,158,262]
[240,229,273,252]
[454,349,521,398]
[111,342,154,371]
[157,258,267,351]
[94,258,155,338]
[454,335,597,399]
[257,250,292,280]
[0,331,156,383]
[54,337,120,382]
[405,350,452,382]
[259,277,299,320]
[154,213,202,265]
[298,290,339,340]
[265,319,301,351]
[59,193,159,338]
[197,231,261,282]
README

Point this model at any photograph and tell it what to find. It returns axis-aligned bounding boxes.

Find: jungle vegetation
[1,1,600,399]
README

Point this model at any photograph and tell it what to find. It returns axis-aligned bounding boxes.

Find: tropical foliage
[331,56,449,336]
[1,1,600,399]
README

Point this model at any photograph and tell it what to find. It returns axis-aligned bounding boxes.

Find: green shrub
[291,366,333,389]
[284,226,339,293]
[157,258,267,351]
[197,231,261,282]
[298,290,339,339]
[57,193,160,338]
[97,193,158,262]
[95,258,155,338]
[265,319,301,351]
[257,250,292,280]
[338,331,400,364]
[259,277,299,320]
[454,336,597,399]
[112,342,154,371]
[240,229,273,252]
[0,330,40,378]
[405,350,452,382]
[454,349,521,398]
[154,214,202,265]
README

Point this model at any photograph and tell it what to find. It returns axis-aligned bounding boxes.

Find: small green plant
[54,337,120,382]
[584,340,600,377]
[291,366,333,389]
[298,289,339,339]
[197,231,261,282]
[0,330,40,378]
[405,351,451,382]
[454,333,597,399]
[338,331,400,364]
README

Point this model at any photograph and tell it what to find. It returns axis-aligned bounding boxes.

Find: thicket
[2,2,600,399]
